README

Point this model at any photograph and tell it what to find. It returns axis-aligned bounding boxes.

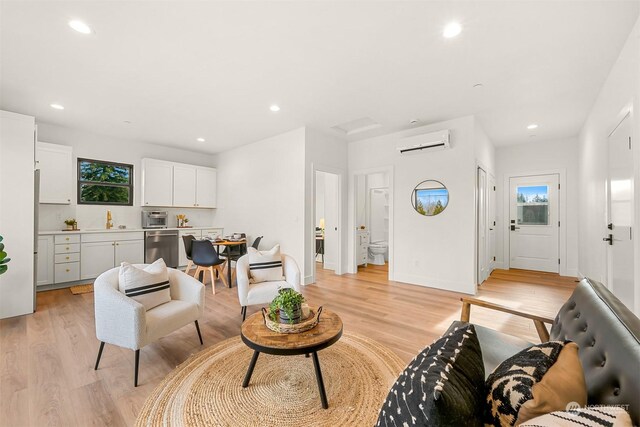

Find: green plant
[0,235,10,275]
[64,218,76,226]
[269,288,305,324]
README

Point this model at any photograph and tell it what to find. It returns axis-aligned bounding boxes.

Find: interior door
[606,115,634,305]
[509,174,559,272]
[488,174,496,273]
[477,167,489,283]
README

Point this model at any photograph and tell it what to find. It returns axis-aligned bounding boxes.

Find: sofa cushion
[248,245,285,283]
[145,299,199,344]
[376,324,485,427]
[246,280,295,306]
[520,406,632,427]
[485,341,579,426]
[119,259,171,311]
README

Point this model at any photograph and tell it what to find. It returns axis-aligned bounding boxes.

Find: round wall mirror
[411,180,449,216]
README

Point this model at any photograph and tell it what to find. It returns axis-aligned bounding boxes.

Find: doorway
[508,174,559,273]
[314,170,340,275]
[477,167,496,284]
[605,113,634,305]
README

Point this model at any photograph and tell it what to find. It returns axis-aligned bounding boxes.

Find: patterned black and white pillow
[376,325,486,427]
[485,341,569,426]
[520,406,633,427]
[248,245,285,283]
[118,258,171,311]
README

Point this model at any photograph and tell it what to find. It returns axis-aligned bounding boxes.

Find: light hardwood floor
[0,266,575,426]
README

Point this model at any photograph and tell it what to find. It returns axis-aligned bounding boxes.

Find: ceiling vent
[397,129,450,154]
[331,117,381,135]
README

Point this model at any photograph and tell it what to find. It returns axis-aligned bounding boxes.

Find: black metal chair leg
[242,350,260,387]
[312,351,329,409]
[242,306,247,321]
[94,341,105,370]
[134,349,140,387]
[194,320,203,345]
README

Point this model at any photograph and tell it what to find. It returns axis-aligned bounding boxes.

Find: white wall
[0,111,35,319]
[215,127,306,275]
[305,128,348,283]
[36,122,218,231]
[495,137,579,276]
[577,16,640,314]
[349,116,479,294]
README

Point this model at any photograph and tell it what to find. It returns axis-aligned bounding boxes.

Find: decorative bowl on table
[262,306,323,334]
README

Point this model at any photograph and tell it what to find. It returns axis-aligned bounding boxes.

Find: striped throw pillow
[118,258,171,311]
[248,245,285,283]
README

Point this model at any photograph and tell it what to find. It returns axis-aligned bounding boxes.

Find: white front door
[606,115,634,306]
[477,167,489,283]
[509,174,559,272]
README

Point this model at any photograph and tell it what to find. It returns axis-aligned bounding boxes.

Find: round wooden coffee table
[240,308,343,409]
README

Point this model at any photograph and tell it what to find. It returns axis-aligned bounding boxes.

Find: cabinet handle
[66,247,69,250]
[67,199,70,202]
[65,237,70,241]
[66,269,70,272]
[112,243,115,246]
[66,256,69,260]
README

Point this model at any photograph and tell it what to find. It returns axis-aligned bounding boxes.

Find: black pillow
[376,324,485,427]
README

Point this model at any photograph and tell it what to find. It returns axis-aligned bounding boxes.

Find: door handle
[603,234,613,245]
[510,225,520,231]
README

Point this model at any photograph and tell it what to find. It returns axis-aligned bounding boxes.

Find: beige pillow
[118,258,171,311]
[248,245,284,283]
[519,406,632,426]
[516,342,587,424]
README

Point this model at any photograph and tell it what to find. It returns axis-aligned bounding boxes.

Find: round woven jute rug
[135,333,404,427]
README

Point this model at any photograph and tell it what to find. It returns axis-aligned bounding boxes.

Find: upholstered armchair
[93,265,205,386]
[236,253,301,321]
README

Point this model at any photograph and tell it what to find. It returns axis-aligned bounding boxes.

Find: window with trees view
[77,158,133,205]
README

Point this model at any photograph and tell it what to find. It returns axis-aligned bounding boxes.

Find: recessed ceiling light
[527,124,538,130]
[443,22,462,38]
[196,137,205,142]
[50,103,64,110]
[68,20,92,34]
[270,105,281,112]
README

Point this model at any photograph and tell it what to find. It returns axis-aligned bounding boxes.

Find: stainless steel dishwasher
[145,230,179,268]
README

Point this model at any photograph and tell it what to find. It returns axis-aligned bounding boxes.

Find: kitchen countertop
[39,226,223,235]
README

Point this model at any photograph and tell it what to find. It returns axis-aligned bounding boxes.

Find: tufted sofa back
[549,278,640,424]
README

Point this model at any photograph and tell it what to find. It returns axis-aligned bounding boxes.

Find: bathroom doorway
[314,170,340,275]
[351,168,393,280]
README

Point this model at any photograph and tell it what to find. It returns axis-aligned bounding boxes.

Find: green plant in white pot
[0,235,10,275]
[269,288,305,324]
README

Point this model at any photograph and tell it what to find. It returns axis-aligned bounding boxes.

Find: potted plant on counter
[64,218,76,231]
[0,235,10,275]
[269,288,305,324]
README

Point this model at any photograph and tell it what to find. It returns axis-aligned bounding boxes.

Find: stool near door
[192,240,228,293]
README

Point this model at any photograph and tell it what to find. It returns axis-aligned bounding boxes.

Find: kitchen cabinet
[142,158,216,208]
[54,233,80,283]
[141,159,173,207]
[81,241,115,280]
[37,235,54,286]
[36,142,73,204]
[178,229,202,267]
[81,232,144,280]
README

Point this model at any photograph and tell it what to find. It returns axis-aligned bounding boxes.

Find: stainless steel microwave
[142,211,168,229]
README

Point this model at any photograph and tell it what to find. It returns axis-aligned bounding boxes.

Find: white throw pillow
[118,258,171,311]
[248,245,285,283]
[520,406,632,427]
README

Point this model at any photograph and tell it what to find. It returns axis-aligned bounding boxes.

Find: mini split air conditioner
[396,129,450,154]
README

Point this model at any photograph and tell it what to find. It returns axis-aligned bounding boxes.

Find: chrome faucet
[106,210,113,230]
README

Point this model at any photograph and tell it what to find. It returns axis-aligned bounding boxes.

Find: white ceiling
[1,1,638,153]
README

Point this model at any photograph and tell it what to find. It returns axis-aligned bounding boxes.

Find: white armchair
[93,265,205,386]
[236,253,301,321]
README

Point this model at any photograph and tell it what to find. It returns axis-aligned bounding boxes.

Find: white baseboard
[492,262,505,270]
[304,275,314,285]
[392,272,476,295]
[565,267,578,278]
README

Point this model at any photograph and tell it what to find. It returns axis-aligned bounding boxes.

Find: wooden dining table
[211,239,247,287]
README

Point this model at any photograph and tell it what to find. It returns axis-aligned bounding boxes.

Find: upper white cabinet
[141,158,173,207]
[36,142,73,204]
[142,158,216,208]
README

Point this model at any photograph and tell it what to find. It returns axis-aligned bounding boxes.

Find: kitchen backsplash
[39,204,217,231]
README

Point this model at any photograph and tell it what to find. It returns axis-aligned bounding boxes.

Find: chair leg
[94,341,105,370]
[185,260,194,276]
[242,306,247,322]
[134,349,140,387]
[194,266,203,282]
[217,265,229,288]
[194,320,203,345]
[208,267,216,294]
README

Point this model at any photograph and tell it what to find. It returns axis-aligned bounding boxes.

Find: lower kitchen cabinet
[80,233,145,280]
[37,235,54,286]
[115,240,144,265]
[81,241,116,280]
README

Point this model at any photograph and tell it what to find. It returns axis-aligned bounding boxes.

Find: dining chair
[192,240,228,293]
[182,235,196,275]
[251,236,263,249]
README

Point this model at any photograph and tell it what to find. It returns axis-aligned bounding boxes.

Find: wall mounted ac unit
[396,129,450,154]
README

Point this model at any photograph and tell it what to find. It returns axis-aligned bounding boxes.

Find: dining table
[211,239,247,287]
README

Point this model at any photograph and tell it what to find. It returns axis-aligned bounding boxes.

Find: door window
[516,185,549,225]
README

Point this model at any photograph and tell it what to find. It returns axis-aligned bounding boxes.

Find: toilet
[368,241,388,265]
